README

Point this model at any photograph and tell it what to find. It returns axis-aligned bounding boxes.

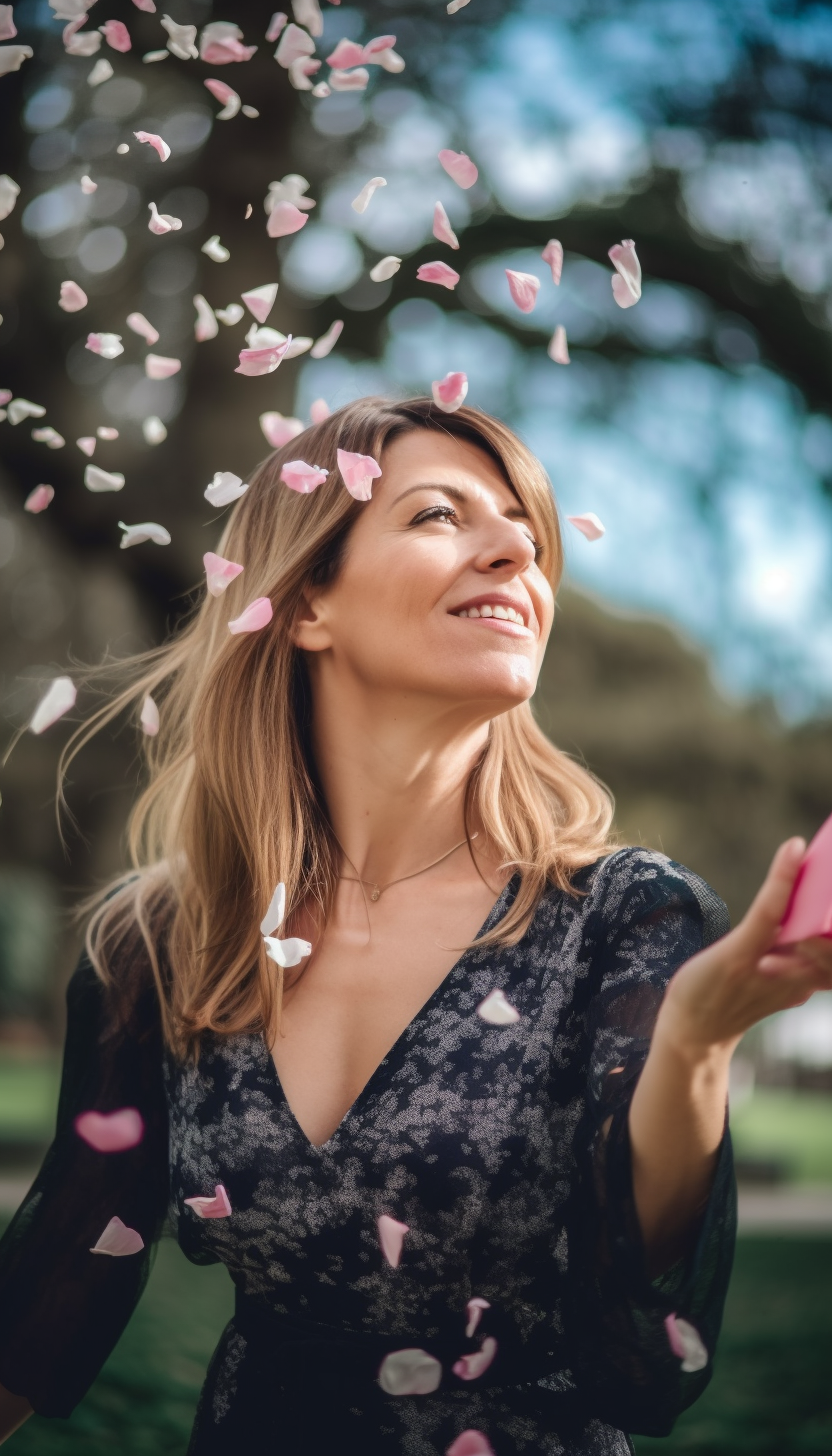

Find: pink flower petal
[134,130,170,162]
[0,7,16,42]
[31,426,65,448]
[505,269,540,313]
[465,1297,490,1338]
[266,200,309,239]
[228,597,274,634]
[193,294,218,342]
[204,77,241,119]
[438,148,478,189]
[85,464,124,491]
[30,676,76,734]
[80,174,97,194]
[141,693,159,734]
[351,175,386,214]
[609,239,641,308]
[97,426,119,439]
[24,484,55,513]
[266,13,288,43]
[63,17,102,58]
[59,280,88,312]
[275,22,315,67]
[260,411,304,447]
[77,436,96,457]
[293,0,323,37]
[148,201,182,234]
[100,19,131,52]
[336,447,382,502]
[778,811,832,942]
[133,0,157,10]
[378,1349,442,1396]
[432,200,459,249]
[75,1108,144,1152]
[567,512,605,542]
[280,459,328,493]
[329,66,369,91]
[145,354,181,380]
[184,1183,233,1218]
[90,1215,145,1256]
[416,261,460,291]
[289,53,320,88]
[476,989,520,1025]
[548,325,569,365]
[126,311,159,345]
[310,319,343,359]
[325,36,364,68]
[664,1314,708,1372]
[309,397,330,423]
[204,551,245,596]
[542,239,563,285]
[86,331,123,360]
[235,339,291,376]
[242,282,278,323]
[431,371,468,413]
[363,33,397,59]
[378,1213,409,1268]
[446,1433,495,1456]
[452,1336,497,1381]
[199,21,257,64]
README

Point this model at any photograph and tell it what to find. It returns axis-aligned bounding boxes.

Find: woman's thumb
[733,837,806,959]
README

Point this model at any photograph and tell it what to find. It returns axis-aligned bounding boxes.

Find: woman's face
[297,430,556,719]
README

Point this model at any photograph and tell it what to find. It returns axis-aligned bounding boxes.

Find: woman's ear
[293,588,333,653]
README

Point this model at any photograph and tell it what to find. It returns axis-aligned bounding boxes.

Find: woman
[0,397,829,1456]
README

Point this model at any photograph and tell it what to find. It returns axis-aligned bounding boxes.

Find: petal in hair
[378,1349,442,1396]
[59,280,88,312]
[432,201,459,249]
[260,411,303,447]
[417,261,460,291]
[204,551,244,597]
[193,294,218,341]
[118,519,171,548]
[329,66,369,91]
[199,22,257,64]
[31,426,65,448]
[77,436,96,456]
[431,372,468,413]
[24,484,55,513]
[126,311,159,344]
[7,398,45,425]
[266,200,308,238]
[229,597,274,634]
[351,176,386,214]
[264,933,312,968]
[453,1336,498,1381]
[446,1433,494,1456]
[134,130,170,162]
[80,174,97,194]
[309,398,330,423]
[204,78,241,119]
[0,173,19,220]
[370,255,401,282]
[567,512,605,542]
[548,325,569,365]
[142,416,167,444]
[242,282,279,323]
[145,354,181,379]
[310,319,343,358]
[260,882,286,936]
[438,148,478,189]
[609,239,641,309]
[204,471,248,507]
[336,448,382,502]
[75,1108,144,1152]
[100,19,131,51]
[85,464,125,492]
[141,694,160,735]
[505,269,540,313]
[184,1184,233,1218]
[465,1297,491,1339]
[542,239,563,285]
[29,676,77,734]
[148,201,182,234]
[266,13,288,43]
[378,1214,409,1269]
[235,339,290,376]
[280,459,328,493]
[216,303,245,326]
[161,14,198,60]
[292,0,323,37]
[476,989,520,1025]
[90,1217,145,1257]
[275,23,315,67]
[202,235,231,263]
[664,1314,708,1373]
[86,331,124,360]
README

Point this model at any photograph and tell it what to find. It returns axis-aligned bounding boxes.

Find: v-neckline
[259,876,516,1152]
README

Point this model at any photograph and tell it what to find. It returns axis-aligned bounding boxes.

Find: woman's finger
[732,838,806,960]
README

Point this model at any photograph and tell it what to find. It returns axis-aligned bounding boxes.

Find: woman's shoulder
[564,845,730,944]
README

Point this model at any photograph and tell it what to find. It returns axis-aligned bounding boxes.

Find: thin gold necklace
[339,832,478,902]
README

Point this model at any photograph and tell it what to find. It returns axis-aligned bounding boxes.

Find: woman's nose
[475,518,537,575]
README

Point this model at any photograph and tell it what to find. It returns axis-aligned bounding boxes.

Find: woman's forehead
[379,430,521,509]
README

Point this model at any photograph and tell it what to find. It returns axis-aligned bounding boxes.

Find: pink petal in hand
[542,239,563,285]
[309,398,330,423]
[75,1108,144,1152]
[29,676,76,734]
[664,1314,708,1372]
[377,1213,409,1268]
[336,447,382,501]
[310,319,343,358]
[453,1336,497,1381]
[438,148,478,189]
[184,1183,232,1218]
[141,694,160,735]
[228,597,274,634]
[24,484,55,513]
[100,20,132,52]
[416,261,460,291]
[59,280,88,312]
[567,513,605,542]
[476,989,520,1025]
[505,269,540,313]
[280,459,328,493]
[260,411,303,447]
[145,354,181,380]
[204,551,244,596]
[134,130,171,162]
[465,1297,490,1338]
[377,1349,442,1396]
[447,1434,495,1456]
[431,371,468,413]
[126,311,159,345]
[242,282,278,323]
[266,201,308,239]
[777,811,832,943]
[548,325,569,365]
[433,201,459,249]
[90,1216,145,1256]
[608,239,641,308]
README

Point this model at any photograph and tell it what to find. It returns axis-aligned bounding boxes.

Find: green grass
[0,1055,60,1145]
[729,1090,832,1184]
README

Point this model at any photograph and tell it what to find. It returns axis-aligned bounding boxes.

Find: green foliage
[730,1091,832,1185]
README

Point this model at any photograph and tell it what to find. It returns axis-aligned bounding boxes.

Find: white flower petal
[204,471,248,507]
[260,882,286,936]
[88,57,114,85]
[476,989,520,1025]
[29,676,76,734]
[7,398,46,425]
[145,354,181,380]
[193,294,218,341]
[0,174,20,222]
[377,1349,442,1396]
[567,512,605,541]
[310,319,343,359]
[369,255,401,282]
[84,464,125,492]
[126,311,159,344]
[202,234,230,262]
[118,518,171,548]
[264,935,312,967]
[142,415,167,445]
[216,303,245,326]
[241,282,279,323]
[351,176,386,214]
[140,694,160,735]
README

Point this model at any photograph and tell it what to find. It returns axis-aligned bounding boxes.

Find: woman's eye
[411,505,457,526]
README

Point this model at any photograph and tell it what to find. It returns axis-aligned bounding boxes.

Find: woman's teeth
[456,605,525,624]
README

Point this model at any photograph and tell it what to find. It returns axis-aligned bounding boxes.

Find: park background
[1,0,832,1450]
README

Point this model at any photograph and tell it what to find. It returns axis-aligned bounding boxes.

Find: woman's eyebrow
[389,481,530,520]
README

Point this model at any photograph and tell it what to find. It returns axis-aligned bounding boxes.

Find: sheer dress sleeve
[0,947,170,1417]
[568,850,737,1437]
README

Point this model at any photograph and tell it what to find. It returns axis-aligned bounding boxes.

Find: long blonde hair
[62,397,614,1060]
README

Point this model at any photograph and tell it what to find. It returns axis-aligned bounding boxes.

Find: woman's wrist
[652,989,740,1071]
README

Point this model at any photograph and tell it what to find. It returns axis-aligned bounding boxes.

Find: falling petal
[416,261,460,291]
[24,485,55,514]
[548,325,569,365]
[204,471,248,507]
[100,19,131,52]
[184,1183,233,1218]
[127,311,159,344]
[147,200,182,234]
[142,415,167,444]
[145,354,181,380]
[351,176,386,214]
[431,371,468,413]
[141,50,166,62]
[116,141,131,151]
[86,331,124,360]
[199,21,257,64]
[244,203,253,217]
[264,933,312,967]
[664,1314,708,1373]
[216,303,244,326]
[88,58,114,85]
[284,335,313,359]
[242,282,279,323]
[608,238,642,308]
[505,269,540,313]
[0,45,33,75]
[0,174,19,220]
[75,1108,144,1152]
[280,459,328,493]
[309,398,330,423]
[266,12,288,43]
[266,200,308,239]
[90,1216,144,1257]
[446,0,472,12]
[542,239,563,285]
[275,22,315,67]
[325,36,364,68]
[476,989,520,1024]
[32,426,65,448]
[204,77,241,119]
[79,174,97,194]
[118,519,171,548]
[65,21,102,57]
[310,319,343,359]
[0,8,16,42]
[29,676,76,735]
[264,173,316,213]
[85,464,124,492]
[432,201,459,249]
[378,1349,442,1397]
[311,80,330,97]
[465,1297,491,1339]
[77,436,96,456]
[0,390,9,405]
[292,0,323,35]
[363,34,398,60]
[378,1214,409,1269]
[329,66,369,91]
[260,883,286,935]
[336,447,381,502]
[567,512,605,542]
[288,53,320,89]
[193,294,218,341]
[7,398,45,425]
[446,1433,494,1456]
[160,14,198,60]
[235,339,291,376]
[370,255,401,282]
[438,148,478,189]
[202,234,231,262]
[132,0,157,10]
[97,426,119,439]
[260,412,303,448]
[140,693,159,734]
[228,596,274,634]
[204,550,244,596]
[58,279,87,314]
[453,1336,498,1381]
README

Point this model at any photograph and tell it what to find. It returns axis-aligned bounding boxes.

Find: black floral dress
[0,849,736,1456]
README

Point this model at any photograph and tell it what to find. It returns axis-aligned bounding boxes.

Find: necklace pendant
[371,886,381,902]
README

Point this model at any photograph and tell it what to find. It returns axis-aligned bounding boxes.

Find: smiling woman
[1,398,830,1456]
